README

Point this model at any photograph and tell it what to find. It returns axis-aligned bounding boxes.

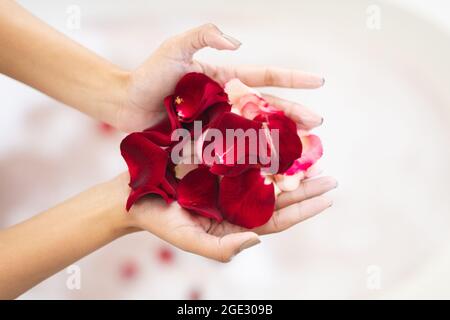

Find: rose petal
[143,117,176,147]
[157,246,175,264]
[225,79,277,119]
[274,171,304,192]
[120,132,174,210]
[204,112,263,176]
[254,113,302,174]
[209,163,257,177]
[177,167,222,222]
[239,94,277,120]
[121,133,167,188]
[163,95,182,131]
[127,185,173,211]
[285,134,323,175]
[170,73,229,123]
[182,101,231,134]
[219,168,275,228]
[198,101,231,128]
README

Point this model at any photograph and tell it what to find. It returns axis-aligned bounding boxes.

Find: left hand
[127,175,336,262]
[116,23,325,132]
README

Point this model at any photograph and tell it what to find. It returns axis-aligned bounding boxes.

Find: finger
[254,195,333,235]
[216,65,325,89]
[261,93,323,129]
[161,23,241,59]
[276,176,337,210]
[179,231,260,263]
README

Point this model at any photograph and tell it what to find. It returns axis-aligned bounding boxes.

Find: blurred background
[1,0,449,299]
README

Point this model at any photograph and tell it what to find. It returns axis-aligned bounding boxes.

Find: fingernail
[238,237,260,253]
[321,177,338,189]
[221,33,242,48]
[300,113,322,128]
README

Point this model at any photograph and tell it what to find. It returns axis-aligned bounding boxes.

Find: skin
[0,0,337,299]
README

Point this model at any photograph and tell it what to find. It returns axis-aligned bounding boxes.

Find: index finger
[220,65,325,89]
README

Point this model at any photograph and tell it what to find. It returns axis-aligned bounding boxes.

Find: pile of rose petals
[120,73,323,229]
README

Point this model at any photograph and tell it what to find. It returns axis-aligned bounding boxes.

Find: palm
[123,24,333,262]
[131,175,335,262]
[119,58,202,132]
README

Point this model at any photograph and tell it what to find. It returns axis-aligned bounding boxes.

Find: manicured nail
[221,33,242,48]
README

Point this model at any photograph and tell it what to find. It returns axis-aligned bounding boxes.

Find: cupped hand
[118,23,332,262]
[116,23,325,133]
[128,176,336,262]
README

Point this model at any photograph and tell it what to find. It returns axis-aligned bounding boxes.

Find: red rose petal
[98,122,115,135]
[119,259,139,280]
[285,134,323,175]
[121,133,167,188]
[180,101,232,136]
[254,113,302,174]
[209,163,257,177]
[238,94,277,119]
[143,117,176,147]
[204,112,262,176]
[120,132,175,210]
[171,73,229,123]
[126,185,174,211]
[198,101,231,128]
[164,95,182,131]
[157,246,175,264]
[219,168,275,228]
[177,167,222,222]
[188,289,201,300]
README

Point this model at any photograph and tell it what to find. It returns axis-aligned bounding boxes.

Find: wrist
[102,172,140,237]
[103,67,131,129]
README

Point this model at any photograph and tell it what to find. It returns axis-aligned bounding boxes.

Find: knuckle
[271,212,282,232]
[296,201,305,216]
[202,23,219,32]
[300,181,309,200]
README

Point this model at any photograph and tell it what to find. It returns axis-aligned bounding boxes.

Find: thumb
[216,231,261,262]
[183,231,260,263]
[161,23,241,59]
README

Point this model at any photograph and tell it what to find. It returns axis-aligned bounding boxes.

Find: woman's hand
[116,23,325,132]
[0,2,324,133]
[128,175,337,262]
